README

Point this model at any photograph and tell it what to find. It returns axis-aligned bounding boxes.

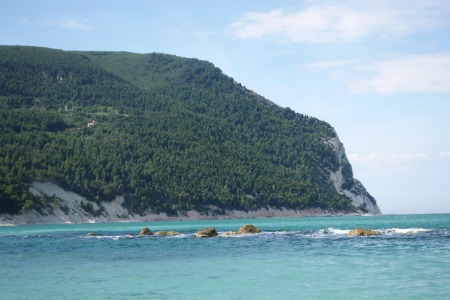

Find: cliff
[328,135,381,214]
[0,182,369,225]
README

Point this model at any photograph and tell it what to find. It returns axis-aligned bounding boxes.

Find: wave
[380,228,432,235]
[327,227,432,236]
[84,235,124,240]
[14,228,437,241]
[82,233,193,240]
[327,228,350,235]
[217,228,434,239]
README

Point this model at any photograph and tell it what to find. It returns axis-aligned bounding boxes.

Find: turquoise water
[1,214,449,299]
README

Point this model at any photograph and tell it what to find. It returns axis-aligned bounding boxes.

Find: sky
[1,0,449,214]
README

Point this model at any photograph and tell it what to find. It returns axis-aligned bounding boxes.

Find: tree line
[0,46,356,215]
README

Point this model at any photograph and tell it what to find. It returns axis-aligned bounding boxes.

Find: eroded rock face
[139,227,153,236]
[196,227,218,238]
[154,231,181,236]
[236,224,262,235]
[347,228,381,236]
[327,136,382,215]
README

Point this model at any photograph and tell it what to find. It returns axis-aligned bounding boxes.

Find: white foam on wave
[327,228,350,235]
[324,228,432,236]
[166,233,191,239]
[95,235,122,240]
[78,228,433,240]
[381,228,431,235]
[217,231,293,238]
[217,232,261,238]
[260,231,292,236]
[82,233,194,239]
[83,234,135,240]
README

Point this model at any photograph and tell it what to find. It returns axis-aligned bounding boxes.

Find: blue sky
[2,0,449,214]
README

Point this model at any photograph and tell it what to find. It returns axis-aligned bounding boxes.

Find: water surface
[1,214,449,299]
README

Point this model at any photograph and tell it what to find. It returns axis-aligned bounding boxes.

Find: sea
[1,214,449,300]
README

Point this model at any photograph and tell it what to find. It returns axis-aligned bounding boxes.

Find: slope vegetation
[0,46,378,217]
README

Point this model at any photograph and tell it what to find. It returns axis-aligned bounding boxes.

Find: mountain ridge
[0,45,381,222]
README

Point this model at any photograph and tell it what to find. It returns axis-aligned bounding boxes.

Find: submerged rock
[236,224,262,235]
[196,227,218,238]
[347,228,380,236]
[154,231,181,236]
[139,227,153,236]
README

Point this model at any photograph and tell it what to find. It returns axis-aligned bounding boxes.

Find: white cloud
[308,53,450,94]
[349,152,433,165]
[349,54,450,94]
[21,18,94,30]
[390,152,429,162]
[348,153,385,162]
[348,151,450,169]
[194,30,219,37]
[55,18,93,30]
[260,49,299,58]
[306,59,359,69]
[229,0,448,43]
[348,152,435,174]
[105,12,123,20]
[349,152,450,198]
[24,17,94,30]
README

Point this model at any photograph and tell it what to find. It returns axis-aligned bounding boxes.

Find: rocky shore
[0,181,364,226]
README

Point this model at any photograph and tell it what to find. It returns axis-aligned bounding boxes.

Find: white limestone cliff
[0,181,361,225]
[327,135,381,215]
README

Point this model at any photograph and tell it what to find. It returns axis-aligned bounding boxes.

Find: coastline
[0,181,363,226]
[0,206,360,226]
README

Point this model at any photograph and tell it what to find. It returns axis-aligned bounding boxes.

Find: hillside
[0,45,380,222]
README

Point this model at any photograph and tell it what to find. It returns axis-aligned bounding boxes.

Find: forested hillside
[0,46,374,216]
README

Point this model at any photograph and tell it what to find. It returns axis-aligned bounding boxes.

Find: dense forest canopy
[0,45,357,215]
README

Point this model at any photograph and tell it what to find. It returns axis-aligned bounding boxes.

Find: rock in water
[139,227,153,236]
[154,231,181,236]
[236,224,262,235]
[347,228,381,236]
[196,227,218,238]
